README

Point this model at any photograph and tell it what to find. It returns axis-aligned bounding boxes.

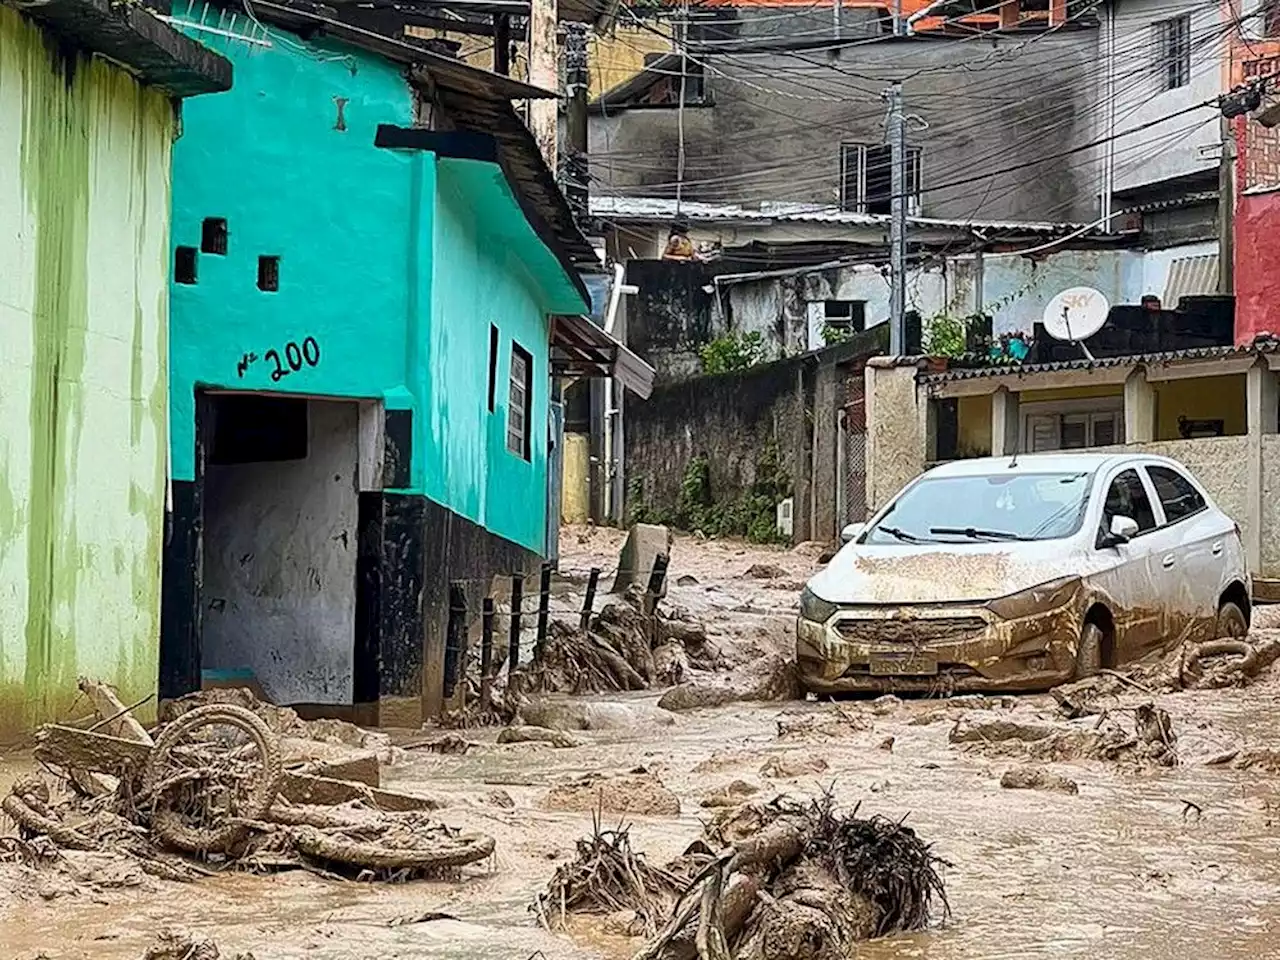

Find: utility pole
[563,21,589,221]
[887,80,906,356]
[1218,114,1235,295]
[527,0,557,166]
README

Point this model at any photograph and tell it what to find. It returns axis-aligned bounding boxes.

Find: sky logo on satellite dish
[1042,286,1109,361]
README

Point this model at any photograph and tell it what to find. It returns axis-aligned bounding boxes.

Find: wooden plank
[279,773,444,812]
[78,677,154,745]
[34,725,152,776]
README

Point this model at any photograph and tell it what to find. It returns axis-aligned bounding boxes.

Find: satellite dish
[1043,287,1109,361]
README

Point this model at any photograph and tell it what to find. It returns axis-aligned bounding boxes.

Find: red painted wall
[1235,190,1280,343]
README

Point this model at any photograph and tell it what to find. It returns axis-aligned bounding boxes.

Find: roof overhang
[921,345,1270,399]
[8,0,231,96]
[551,314,655,399]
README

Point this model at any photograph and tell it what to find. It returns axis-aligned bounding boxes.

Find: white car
[796,452,1250,694]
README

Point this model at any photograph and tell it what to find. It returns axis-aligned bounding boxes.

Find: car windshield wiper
[876,525,929,543]
[929,526,1031,541]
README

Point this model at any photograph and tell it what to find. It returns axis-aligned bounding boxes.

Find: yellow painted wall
[1154,375,1247,439]
[957,395,992,456]
[1020,385,1123,403]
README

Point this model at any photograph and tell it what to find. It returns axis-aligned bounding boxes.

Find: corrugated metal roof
[1163,254,1220,306]
[589,196,1107,236]
[920,342,1277,384]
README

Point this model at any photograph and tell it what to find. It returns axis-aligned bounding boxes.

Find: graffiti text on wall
[236,337,321,382]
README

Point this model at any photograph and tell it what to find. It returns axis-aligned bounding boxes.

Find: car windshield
[863,471,1094,545]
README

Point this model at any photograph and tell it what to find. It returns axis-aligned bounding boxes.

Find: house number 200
[265,336,320,382]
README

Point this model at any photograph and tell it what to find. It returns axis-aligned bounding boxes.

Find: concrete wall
[1260,434,1280,576]
[626,359,805,519]
[0,5,174,737]
[202,401,360,705]
[864,361,930,513]
[591,29,1104,222]
[1107,0,1220,196]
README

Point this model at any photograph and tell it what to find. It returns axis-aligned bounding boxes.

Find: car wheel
[1076,622,1103,679]
[1216,601,1249,640]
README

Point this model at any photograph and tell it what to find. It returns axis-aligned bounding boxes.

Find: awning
[550,315,655,400]
[1163,254,1219,307]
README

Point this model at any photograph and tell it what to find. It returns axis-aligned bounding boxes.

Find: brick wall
[1243,115,1280,190]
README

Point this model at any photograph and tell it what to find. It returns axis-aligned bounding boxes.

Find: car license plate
[870,651,938,676]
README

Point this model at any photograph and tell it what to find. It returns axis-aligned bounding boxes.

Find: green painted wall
[0,6,173,739]
[170,19,585,554]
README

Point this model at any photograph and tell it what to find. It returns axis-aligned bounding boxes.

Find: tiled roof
[919,342,1278,384]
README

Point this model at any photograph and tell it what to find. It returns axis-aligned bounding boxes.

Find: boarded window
[507,343,532,460]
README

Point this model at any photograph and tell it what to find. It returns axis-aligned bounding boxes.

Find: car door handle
[1162,554,1176,568]
[1212,541,1224,556]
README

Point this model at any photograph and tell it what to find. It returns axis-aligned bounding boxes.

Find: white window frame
[507,343,532,460]
[1021,397,1125,453]
[839,143,922,216]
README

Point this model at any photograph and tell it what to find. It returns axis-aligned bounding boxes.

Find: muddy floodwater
[4,529,1280,959]
[5,681,1280,959]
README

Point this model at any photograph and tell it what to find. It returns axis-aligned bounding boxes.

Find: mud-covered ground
[3,528,1280,959]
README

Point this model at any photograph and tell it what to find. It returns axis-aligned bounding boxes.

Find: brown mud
[4,529,1280,958]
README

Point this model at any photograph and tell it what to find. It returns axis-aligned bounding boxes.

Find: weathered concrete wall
[1108,0,1220,195]
[626,358,805,518]
[1258,435,1280,577]
[624,259,723,381]
[202,401,360,706]
[0,6,174,738]
[591,29,1103,222]
[864,360,929,513]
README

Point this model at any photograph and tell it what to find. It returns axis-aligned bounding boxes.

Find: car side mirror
[1107,515,1139,544]
[840,523,866,544]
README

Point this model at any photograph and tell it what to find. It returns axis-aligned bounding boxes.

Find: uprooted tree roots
[536,796,949,960]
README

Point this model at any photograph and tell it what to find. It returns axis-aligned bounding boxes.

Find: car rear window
[863,471,1093,545]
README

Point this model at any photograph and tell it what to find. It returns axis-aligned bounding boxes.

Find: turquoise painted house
[158,0,623,724]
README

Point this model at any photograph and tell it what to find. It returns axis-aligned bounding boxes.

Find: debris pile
[535,795,949,960]
[540,768,682,817]
[534,822,687,936]
[1051,633,1280,717]
[517,591,725,699]
[2,680,494,891]
[950,704,1178,767]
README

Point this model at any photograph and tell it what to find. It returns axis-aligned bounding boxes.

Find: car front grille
[834,616,988,645]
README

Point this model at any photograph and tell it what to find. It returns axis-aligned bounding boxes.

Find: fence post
[443,582,466,703]
[507,574,523,673]
[480,597,495,710]
[643,552,670,617]
[535,562,552,655]
[580,567,600,631]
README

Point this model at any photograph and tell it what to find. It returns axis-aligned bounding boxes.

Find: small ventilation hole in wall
[175,246,198,284]
[257,255,280,292]
[201,217,228,255]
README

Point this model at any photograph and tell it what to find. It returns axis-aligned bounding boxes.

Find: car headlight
[986,576,1081,620]
[800,586,839,624]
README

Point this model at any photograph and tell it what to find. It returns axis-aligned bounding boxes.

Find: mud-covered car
[796,452,1250,694]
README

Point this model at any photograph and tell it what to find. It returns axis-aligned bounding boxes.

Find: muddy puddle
[4,677,1280,960]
